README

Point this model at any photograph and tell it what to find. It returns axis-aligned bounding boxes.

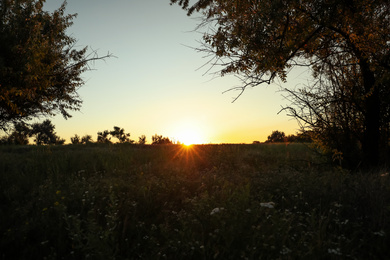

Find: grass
[0,143,389,259]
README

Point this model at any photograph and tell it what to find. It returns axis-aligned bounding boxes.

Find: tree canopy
[0,0,111,130]
[266,130,286,143]
[152,134,173,145]
[171,0,390,167]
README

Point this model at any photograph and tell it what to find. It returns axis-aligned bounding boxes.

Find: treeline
[0,120,174,145]
[0,120,64,145]
[253,130,312,144]
[0,120,312,146]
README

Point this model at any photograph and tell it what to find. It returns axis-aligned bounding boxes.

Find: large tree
[171,0,390,167]
[0,0,111,130]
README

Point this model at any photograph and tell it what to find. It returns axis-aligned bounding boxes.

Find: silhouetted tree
[70,134,81,144]
[138,135,146,145]
[0,0,112,130]
[0,122,30,145]
[97,130,111,144]
[71,134,93,144]
[30,119,64,145]
[81,134,93,144]
[110,126,133,143]
[151,134,172,145]
[171,0,390,167]
[266,130,286,143]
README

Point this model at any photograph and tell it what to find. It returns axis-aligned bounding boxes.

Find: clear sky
[43,0,308,144]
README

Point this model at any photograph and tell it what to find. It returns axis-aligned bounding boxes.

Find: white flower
[280,246,292,255]
[260,202,275,209]
[373,230,386,237]
[328,248,342,255]
[210,207,224,215]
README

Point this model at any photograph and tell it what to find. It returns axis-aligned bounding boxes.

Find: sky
[42,0,309,144]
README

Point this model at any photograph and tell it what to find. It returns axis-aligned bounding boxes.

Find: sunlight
[174,120,205,145]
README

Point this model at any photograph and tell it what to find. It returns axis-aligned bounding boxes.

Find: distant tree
[138,135,146,145]
[151,134,172,145]
[252,141,260,144]
[81,134,93,144]
[30,119,64,145]
[97,130,111,144]
[266,130,286,143]
[70,134,81,144]
[0,122,30,145]
[0,0,112,130]
[110,126,133,143]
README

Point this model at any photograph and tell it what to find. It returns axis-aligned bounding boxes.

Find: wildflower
[246,208,252,213]
[56,190,61,195]
[42,208,48,212]
[210,207,225,215]
[333,202,342,208]
[260,202,275,209]
[280,246,292,255]
[328,248,342,256]
[40,240,49,245]
[373,230,386,237]
[54,201,59,206]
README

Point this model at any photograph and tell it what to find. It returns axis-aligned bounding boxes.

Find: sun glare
[174,120,205,146]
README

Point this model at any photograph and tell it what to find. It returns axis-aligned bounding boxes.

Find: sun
[174,120,205,146]
[178,130,203,146]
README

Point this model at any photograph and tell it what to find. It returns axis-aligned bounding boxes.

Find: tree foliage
[151,134,172,145]
[96,126,134,144]
[171,0,390,167]
[70,134,81,144]
[97,130,111,144]
[110,126,133,143]
[0,122,30,144]
[138,135,146,145]
[81,134,93,144]
[266,130,286,143]
[0,119,63,145]
[30,119,64,145]
[71,134,93,144]
[0,0,112,130]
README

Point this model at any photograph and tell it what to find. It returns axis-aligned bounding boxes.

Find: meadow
[1,143,389,259]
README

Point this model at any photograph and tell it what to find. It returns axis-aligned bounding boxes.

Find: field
[1,143,389,259]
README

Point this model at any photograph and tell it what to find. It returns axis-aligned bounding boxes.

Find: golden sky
[44,0,308,144]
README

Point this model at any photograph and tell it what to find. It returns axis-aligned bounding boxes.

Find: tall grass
[1,143,389,259]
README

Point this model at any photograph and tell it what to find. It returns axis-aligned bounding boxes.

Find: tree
[70,134,81,144]
[138,135,146,145]
[30,119,64,145]
[81,134,93,144]
[71,134,93,144]
[171,0,390,167]
[97,130,111,144]
[265,130,286,143]
[0,122,30,144]
[110,126,133,143]
[0,0,112,130]
[151,134,172,145]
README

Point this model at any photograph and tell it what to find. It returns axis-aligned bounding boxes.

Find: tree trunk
[361,67,380,168]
